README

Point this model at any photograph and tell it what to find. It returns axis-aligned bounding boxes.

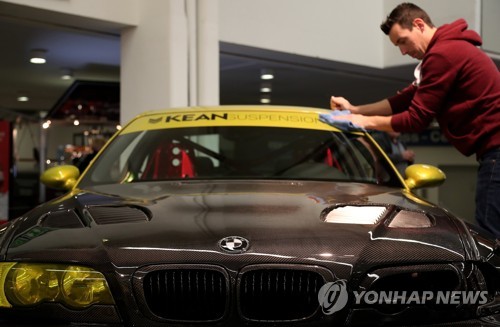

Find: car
[1,105,500,326]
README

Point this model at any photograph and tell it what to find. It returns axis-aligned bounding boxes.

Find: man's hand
[403,149,415,163]
[335,113,368,128]
[330,97,393,116]
[330,96,352,111]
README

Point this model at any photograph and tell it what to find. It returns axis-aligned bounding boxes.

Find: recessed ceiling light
[260,94,271,104]
[61,69,73,80]
[260,82,272,93]
[29,49,47,64]
[17,94,29,102]
[260,68,274,80]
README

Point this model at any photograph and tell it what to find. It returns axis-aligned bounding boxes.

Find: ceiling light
[260,68,274,80]
[29,49,47,64]
[73,120,80,126]
[17,93,29,102]
[61,69,73,80]
[260,82,272,93]
[260,94,271,104]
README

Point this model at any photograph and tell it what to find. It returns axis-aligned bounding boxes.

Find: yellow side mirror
[404,164,446,190]
[40,165,80,190]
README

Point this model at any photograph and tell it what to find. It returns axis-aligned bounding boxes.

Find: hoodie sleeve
[390,51,458,132]
[387,84,417,114]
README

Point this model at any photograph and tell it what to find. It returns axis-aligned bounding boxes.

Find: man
[371,131,415,176]
[328,3,500,237]
[76,137,107,173]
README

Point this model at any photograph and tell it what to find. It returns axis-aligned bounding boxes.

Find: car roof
[138,105,332,116]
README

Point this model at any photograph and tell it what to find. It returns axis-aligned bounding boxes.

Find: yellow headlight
[61,265,114,307]
[0,263,114,309]
[0,262,16,308]
[6,263,60,306]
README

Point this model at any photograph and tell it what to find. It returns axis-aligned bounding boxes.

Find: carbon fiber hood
[5,180,466,278]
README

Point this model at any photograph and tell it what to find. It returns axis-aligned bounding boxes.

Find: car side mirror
[40,165,80,190]
[404,164,446,190]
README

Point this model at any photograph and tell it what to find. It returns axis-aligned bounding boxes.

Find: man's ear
[412,18,425,32]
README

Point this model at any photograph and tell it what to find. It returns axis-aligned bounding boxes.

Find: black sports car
[1,106,500,326]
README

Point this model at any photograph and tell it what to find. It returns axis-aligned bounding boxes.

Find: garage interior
[0,0,499,222]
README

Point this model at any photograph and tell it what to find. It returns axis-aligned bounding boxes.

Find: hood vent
[38,210,85,228]
[86,206,150,225]
[388,210,432,228]
[323,205,388,225]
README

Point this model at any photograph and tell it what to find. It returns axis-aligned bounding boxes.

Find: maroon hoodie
[389,19,500,158]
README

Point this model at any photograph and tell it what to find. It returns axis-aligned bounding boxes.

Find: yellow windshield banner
[122,110,341,134]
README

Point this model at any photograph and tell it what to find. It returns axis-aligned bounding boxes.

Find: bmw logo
[218,236,250,254]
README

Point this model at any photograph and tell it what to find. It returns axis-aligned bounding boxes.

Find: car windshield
[78,125,401,188]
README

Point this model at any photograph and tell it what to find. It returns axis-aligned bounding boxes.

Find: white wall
[0,0,140,26]
[482,0,500,55]
[219,0,386,68]
[382,0,479,67]
[120,1,189,123]
[120,0,219,123]
[219,0,487,69]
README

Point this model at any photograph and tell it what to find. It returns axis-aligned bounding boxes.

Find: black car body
[1,106,500,326]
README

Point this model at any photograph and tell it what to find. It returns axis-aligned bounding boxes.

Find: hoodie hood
[429,19,482,49]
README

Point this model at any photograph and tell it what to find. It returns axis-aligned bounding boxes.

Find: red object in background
[0,121,10,193]
[180,150,194,178]
[141,142,195,180]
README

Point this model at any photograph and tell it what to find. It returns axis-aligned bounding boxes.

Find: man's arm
[346,114,394,132]
[330,97,392,116]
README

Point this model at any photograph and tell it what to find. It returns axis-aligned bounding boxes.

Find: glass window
[78,126,400,188]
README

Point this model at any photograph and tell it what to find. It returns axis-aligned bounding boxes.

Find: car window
[78,126,400,188]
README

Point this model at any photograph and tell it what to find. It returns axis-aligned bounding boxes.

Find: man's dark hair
[380,2,434,35]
